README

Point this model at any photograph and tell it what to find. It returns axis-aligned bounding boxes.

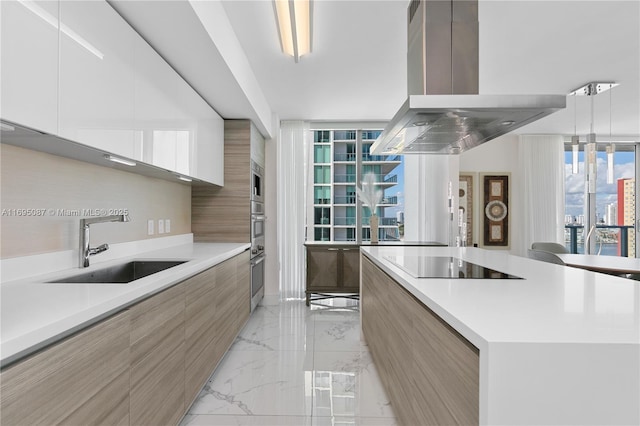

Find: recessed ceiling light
[501,120,515,126]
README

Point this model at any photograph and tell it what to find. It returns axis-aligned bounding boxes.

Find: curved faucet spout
[79,215,131,267]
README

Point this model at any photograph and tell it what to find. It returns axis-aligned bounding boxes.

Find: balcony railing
[564,225,635,257]
[334,196,356,204]
[333,196,398,205]
[334,174,398,184]
[381,196,398,205]
[362,154,401,162]
[334,153,402,162]
[334,217,398,226]
[313,198,331,205]
[334,153,357,162]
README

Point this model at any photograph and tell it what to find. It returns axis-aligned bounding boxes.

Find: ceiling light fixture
[274,0,312,62]
[104,154,136,166]
[571,95,579,174]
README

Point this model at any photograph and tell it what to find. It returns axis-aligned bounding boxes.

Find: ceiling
[112,1,640,139]
[220,0,640,137]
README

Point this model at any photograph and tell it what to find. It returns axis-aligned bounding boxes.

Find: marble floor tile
[311,351,395,419]
[311,416,398,426]
[230,312,315,352]
[313,313,367,352]
[189,350,313,417]
[180,414,313,426]
[185,300,395,424]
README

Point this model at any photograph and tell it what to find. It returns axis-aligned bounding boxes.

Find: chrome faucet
[79,214,130,268]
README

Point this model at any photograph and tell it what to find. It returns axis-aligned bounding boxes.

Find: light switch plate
[158,219,165,234]
[147,219,154,235]
[165,219,171,233]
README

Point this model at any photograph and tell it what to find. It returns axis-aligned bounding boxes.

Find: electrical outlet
[147,219,154,235]
[158,219,165,234]
[165,219,171,233]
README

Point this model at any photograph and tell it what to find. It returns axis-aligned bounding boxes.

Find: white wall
[459,134,522,254]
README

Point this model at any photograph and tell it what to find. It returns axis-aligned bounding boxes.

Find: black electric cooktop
[384,256,523,279]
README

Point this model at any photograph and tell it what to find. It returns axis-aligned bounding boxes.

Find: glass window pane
[564,145,635,256]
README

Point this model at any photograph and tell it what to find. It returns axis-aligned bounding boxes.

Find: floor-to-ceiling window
[564,142,637,256]
[308,128,404,242]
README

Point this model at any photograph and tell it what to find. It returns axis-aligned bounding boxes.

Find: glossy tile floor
[180,297,397,426]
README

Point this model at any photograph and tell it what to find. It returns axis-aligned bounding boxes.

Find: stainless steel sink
[48,260,188,284]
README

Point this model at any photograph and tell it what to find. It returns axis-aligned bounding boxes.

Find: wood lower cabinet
[0,251,251,426]
[129,284,185,426]
[361,255,480,425]
[306,245,360,305]
[184,265,218,406]
[184,252,250,407]
[0,311,131,426]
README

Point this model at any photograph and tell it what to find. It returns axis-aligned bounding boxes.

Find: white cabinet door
[175,74,224,186]
[1,0,59,134]
[195,103,224,186]
[134,36,181,170]
[58,0,135,159]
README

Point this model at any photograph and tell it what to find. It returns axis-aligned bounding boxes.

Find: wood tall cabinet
[192,120,264,242]
[0,251,250,426]
[0,311,131,426]
[361,255,480,426]
[305,244,360,305]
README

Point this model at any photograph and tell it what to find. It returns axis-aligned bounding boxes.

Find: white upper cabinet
[1,0,59,134]
[3,0,223,186]
[58,0,136,158]
[176,77,224,186]
[134,35,182,172]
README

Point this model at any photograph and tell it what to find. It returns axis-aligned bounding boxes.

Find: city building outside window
[308,128,404,242]
[564,142,637,257]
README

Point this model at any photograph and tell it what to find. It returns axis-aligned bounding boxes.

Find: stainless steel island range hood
[370,0,565,155]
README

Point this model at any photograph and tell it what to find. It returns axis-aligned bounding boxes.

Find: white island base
[360,246,640,425]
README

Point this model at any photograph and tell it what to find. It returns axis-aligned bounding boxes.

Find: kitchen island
[360,246,640,425]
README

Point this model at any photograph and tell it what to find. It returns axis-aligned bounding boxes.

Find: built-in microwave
[251,161,264,203]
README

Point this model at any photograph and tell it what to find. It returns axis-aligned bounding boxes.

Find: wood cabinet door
[211,256,239,366]
[0,311,130,426]
[184,266,218,406]
[130,284,185,426]
[306,247,339,291]
[235,251,251,329]
[340,247,360,290]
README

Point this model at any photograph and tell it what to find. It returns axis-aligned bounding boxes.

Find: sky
[564,150,635,220]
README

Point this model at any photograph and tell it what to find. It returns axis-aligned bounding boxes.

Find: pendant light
[606,89,615,184]
[571,94,579,174]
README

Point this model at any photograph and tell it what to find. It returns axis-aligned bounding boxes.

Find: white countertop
[557,252,640,274]
[361,246,640,425]
[1,242,250,367]
[362,246,640,348]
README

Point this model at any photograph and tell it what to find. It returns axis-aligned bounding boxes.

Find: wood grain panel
[341,247,361,289]
[0,311,130,426]
[235,251,251,329]
[192,120,260,242]
[130,284,185,426]
[211,256,239,363]
[360,254,479,426]
[184,266,217,406]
